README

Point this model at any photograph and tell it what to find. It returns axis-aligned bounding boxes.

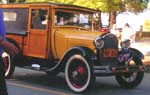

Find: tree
[8,0,25,3]
[100,0,149,28]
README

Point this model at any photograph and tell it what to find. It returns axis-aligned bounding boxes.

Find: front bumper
[93,65,145,76]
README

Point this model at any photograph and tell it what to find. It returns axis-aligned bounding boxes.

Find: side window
[55,11,75,26]
[31,9,48,29]
[55,10,92,29]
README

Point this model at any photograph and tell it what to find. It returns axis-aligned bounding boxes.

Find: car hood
[67,30,104,50]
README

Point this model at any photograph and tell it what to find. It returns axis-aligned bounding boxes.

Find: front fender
[60,47,97,70]
[129,48,144,59]
[61,46,97,63]
[45,46,97,72]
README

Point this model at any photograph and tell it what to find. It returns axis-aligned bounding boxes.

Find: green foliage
[6,0,148,14]
[123,0,148,13]
[100,0,148,13]
[25,0,49,2]
[97,0,149,27]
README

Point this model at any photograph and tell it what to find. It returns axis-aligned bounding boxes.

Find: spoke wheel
[65,54,95,93]
[115,58,144,88]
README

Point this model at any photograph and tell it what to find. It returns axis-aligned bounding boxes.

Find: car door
[28,7,49,58]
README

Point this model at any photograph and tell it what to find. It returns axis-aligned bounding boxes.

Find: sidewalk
[132,39,150,66]
[143,56,150,65]
[132,41,150,56]
[143,56,150,72]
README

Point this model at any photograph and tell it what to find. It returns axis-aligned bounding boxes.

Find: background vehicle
[101,25,109,32]
[0,2,145,93]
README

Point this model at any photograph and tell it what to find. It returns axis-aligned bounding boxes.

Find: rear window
[3,8,28,35]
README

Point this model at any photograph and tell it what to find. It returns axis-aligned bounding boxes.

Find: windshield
[55,10,98,30]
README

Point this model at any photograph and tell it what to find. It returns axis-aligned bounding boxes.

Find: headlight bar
[94,33,116,49]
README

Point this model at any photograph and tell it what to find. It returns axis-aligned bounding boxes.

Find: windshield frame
[54,9,98,31]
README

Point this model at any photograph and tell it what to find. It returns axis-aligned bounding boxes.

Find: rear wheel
[115,58,144,88]
[2,52,15,78]
[65,54,95,93]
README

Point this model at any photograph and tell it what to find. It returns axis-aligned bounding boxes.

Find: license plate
[103,48,118,58]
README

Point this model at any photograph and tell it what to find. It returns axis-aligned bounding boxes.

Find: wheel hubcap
[69,61,88,88]
[122,72,137,82]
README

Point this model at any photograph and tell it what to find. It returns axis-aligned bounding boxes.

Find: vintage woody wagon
[0,2,145,93]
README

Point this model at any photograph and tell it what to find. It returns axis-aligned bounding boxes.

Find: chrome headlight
[121,39,131,48]
[94,37,104,49]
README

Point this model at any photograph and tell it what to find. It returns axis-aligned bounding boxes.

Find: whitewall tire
[65,54,95,93]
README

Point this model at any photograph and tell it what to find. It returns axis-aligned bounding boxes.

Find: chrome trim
[94,37,103,49]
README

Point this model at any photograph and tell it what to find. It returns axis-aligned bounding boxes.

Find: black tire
[115,58,144,89]
[65,54,95,93]
[1,52,15,79]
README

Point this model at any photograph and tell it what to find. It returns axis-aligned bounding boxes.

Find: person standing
[121,23,136,44]
[0,9,19,95]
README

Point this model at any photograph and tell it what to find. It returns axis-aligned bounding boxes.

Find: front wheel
[115,58,144,88]
[2,52,15,78]
[65,54,95,93]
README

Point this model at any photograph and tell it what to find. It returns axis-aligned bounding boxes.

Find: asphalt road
[6,67,150,95]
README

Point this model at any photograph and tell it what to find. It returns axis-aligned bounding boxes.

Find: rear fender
[6,38,20,50]
[6,38,22,66]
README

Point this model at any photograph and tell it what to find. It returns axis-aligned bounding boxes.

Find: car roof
[0,2,99,13]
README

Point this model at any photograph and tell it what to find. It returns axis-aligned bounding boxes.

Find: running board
[20,65,51,71]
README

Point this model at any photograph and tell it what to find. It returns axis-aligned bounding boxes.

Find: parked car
[101,25,109,32]
[0,2,145,93]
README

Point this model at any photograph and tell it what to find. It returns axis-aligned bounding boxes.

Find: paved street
[6,67,150,95]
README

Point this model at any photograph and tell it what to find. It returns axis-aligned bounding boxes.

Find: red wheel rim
[68,60,88,89]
